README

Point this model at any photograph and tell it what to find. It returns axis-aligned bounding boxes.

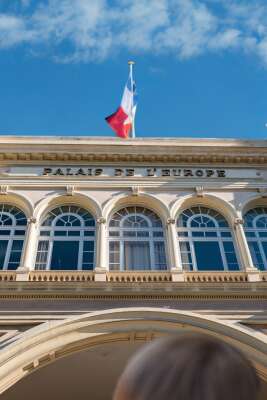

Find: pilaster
[233,217,260,282]
[16,217,38,281]
[94,217,108,282]
[166,218,185,282]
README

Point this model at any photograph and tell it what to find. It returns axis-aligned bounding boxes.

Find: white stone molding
[171,193,238,228]
[34,192,102,224]
[0,307,266,395]
[97,217,106,225]
[102,192,169,224]
[0,186,8,195]
[18,217,38,273]
[166,217,184,279]
[131,186,141,196]
[66,185,75,196]
[257,188,267,197]
[95,216,108,276]
[195,186,204,197]
[232,216,259,280]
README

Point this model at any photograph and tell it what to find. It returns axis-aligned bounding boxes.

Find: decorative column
[166,218,184,282]
[94,217,108,282]
[16,217,38,281]
[233,217,260,282]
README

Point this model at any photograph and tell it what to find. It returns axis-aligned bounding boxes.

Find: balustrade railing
[28,271,95,282]
[184,271,248,283]
[106,271,172,283]
[0,269,264,283]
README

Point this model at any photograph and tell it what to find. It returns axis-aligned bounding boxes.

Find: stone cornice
[0,136,267,165]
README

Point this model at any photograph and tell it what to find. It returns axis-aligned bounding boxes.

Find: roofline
[0,136,266,147]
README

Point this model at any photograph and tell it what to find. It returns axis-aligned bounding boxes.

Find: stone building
[0,136,266,399]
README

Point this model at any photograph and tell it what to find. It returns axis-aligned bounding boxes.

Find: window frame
[108,207,167,271]
[244,209,267,270]
[177,208,239,272]
[35,207,96,271]
[0,206,27,270]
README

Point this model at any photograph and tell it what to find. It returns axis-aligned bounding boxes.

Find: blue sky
[1,0,267,139]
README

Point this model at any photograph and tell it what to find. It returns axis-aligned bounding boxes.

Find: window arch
[35,206,96,270]
[177,206,239,271]
[244,207,267,270]
[108,206,167,270]
[0,204,27,270]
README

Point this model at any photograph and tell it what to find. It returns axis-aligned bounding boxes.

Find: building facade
[0,137,266,399]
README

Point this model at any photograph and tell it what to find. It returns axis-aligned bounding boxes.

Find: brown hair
[113,334,260,400]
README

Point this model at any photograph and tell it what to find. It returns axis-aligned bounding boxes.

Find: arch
[33,192,102,223]
[35,204,96,271]
[176,205,240,271]
[0,204,28,270]
[0,307,266,395]
[103,193,170,224]
[0,192,33,219]
[241,196,267,217]
[108,206,167,271]
[243,205,267,271]
[171,194,238,227]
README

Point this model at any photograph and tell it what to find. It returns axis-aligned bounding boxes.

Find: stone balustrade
[0,270,264,283]
[184,271,248,283]
[106,271,172,283]
[28,271,95,282]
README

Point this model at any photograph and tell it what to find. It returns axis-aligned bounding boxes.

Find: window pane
[84,231,95,236]
[177,231,188,237]
[15,230,25,236]
[8,239,24,270]
[261,242,267,270]
[205,231,217,237]
[179,241,193,271]
[248,242,265,270]
[35,240,49,270]
[109,241,120,270]
[221,232,232,237]
[84,241,94,251]
[153,231,163,238]
[0,241,8,269]
[0,230,10,236]
[194,241,224,271]
[124,241,150,270]
[154,242,167,270]
[54,231,67,236]
[192,231,204,237]
[50,241,79,270]
[223,241,239,271]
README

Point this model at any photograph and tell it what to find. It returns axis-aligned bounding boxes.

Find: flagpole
[128,60,135,138]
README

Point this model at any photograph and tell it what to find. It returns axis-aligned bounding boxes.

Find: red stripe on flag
[105,107,131,138]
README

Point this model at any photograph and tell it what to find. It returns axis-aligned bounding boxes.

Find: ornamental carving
[0,186,8,195]
[27,217,37,224]
[234,218,244,226]
[97,217,106,225]
[195,186,204,197]
[131,186,141,196]
[66,185,75,196]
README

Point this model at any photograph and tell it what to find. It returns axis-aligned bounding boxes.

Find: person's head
[113,334,260,400]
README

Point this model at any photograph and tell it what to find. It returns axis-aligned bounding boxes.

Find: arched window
[177,206,239,271]
[35,206,96,270]
[244,207,267,270]
[109,206,167,271]
[0,204,27,270]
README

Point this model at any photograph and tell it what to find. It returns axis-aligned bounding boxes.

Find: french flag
[106,73,137,139]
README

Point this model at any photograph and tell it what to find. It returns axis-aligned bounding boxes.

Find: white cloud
[0,0,267,66]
